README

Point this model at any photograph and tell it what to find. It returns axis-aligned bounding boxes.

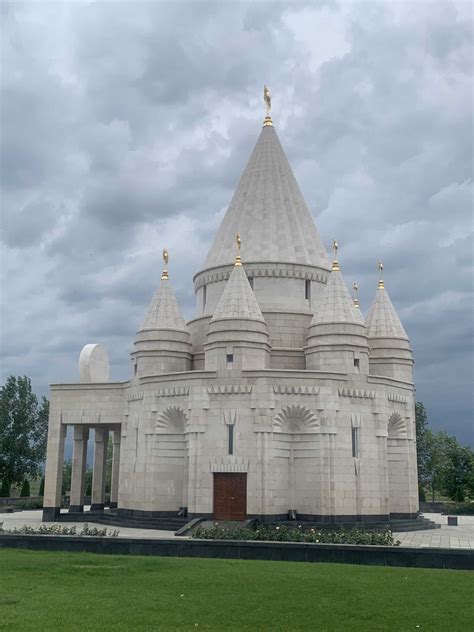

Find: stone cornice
[193,261,329,291]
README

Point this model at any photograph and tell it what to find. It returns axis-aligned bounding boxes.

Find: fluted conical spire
[139,280,188,332]
[311,247,364,326]
[203,124,329,269]
[366,286,408,340]
[211,260,264,323]
[139,252,188,333]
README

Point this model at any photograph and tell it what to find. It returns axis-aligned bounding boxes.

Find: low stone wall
[0,535,472,570]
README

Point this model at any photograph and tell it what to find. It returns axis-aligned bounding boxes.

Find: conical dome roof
[139,277,189,333]
[366,284,408,340]
[311,264,365,327]
[211,261,265,323]
[203,124,329,270]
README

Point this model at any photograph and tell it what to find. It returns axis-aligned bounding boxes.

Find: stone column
[91,428,109,511]
[42,406,66,521]
[69,426,89,512]
[110,430,121,509]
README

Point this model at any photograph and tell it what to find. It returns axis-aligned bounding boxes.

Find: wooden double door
[213,473,247,521]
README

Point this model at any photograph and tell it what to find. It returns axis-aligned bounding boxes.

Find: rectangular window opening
[305,279,311,300]
[248,276,254,289]
[354,358,360,369]
[228,425,234,455]
[351,427,359,458]
[203,285,207,312]
[226,353,234,366]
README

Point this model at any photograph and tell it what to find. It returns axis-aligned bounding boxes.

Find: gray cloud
[1,1,472,446]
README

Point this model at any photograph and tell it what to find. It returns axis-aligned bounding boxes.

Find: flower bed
[192,524,400,546]
[0,522,119,537]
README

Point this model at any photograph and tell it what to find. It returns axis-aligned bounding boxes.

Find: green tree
[20,479,31,497]
[415,401,430,500]
[0,376,49,497]
[438,438,474,502]
[62,460,72,495]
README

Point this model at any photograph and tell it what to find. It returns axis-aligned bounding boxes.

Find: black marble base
[69,505,84,513]
[90,503,105,512]
[42,507,60,521]
[109,502,118,509]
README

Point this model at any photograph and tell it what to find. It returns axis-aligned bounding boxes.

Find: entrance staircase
[59,509,188,532]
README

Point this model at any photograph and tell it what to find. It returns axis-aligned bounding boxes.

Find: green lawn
[0,549,472,631]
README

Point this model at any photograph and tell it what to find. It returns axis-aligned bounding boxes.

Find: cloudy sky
[1,1,473,446]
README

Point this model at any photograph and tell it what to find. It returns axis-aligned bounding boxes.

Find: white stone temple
[43,93,419,525]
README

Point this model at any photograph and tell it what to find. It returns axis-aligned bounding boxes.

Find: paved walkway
[2,510,474,549]
[396,513,474,549]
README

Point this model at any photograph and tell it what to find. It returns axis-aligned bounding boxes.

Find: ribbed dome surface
[203,125,329,269]
[211,263,265,323]
[366,287,408,340]
[139,279,189,332]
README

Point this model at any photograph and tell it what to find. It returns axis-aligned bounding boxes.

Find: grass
[0,549,472,631]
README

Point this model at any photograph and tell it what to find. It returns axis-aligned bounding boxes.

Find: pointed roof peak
[139,276,189,333]
[211,262,265,323]
[202,123,329,270]
[312,265,365,327]
[366,284,408,340]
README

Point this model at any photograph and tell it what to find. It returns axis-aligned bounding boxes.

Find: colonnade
[43,422,121,519]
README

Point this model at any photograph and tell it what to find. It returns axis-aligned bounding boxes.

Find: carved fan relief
[273,405,319,433]
[155,406,188,432]
[388,412,407,438]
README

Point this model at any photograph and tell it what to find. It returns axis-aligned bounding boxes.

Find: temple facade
[43,100,419,525]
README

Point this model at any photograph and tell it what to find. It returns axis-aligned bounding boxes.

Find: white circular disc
[78,344,110,383]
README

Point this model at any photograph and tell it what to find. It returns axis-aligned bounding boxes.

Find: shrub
[192,524,399,546]
[445,502,474,515]
[15,497,43,510]
[20,479,31,497]
[0,523,119,537]
[0,478,11,498]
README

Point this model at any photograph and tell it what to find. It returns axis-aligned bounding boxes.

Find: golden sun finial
[332,238,339,271]
[235,233,242,266]
[378,260,384,289]
[352,282,360,308]
[263,85,273,127]
[161,248,169,280]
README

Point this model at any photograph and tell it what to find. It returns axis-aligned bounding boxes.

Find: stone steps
[59,510,188,532]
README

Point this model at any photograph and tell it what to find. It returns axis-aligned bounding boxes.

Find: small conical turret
[131,249,192,378]
[204,235,270,371]
[305,241,369,373]
[366,262,413,382]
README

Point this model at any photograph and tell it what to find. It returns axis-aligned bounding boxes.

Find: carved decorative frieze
[61,410,101,425]
[387,393,408,404]
[195,265,328,290]
[338,387,375,399]
[273,385,319,395]
[207,384,253,395]
[210,457,249,473]
[155,386,189,398]
[127,392,144,402]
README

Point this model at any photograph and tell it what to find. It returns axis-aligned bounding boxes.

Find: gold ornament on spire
[378,260,384,289]
[263,84,273,127]
[161,248,169,280]
[332,238,340,271]
[235,233,242,266]
[352,282,360,308]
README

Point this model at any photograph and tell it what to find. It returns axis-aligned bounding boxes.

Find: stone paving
[396,513,474,549]
[1,510,473,550]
